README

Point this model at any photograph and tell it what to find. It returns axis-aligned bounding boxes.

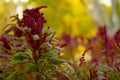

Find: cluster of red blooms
[14,6,47,36]
[14,6,47,50]
[89,25,120,68]
[0,6,57,57]
[0,6,49,61]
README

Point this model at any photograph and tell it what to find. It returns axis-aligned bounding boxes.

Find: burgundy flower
[97,26,114,52]
[98,25,107,39]
[14,6,47,37]
[89,67,98,80]
[114,29,120,49]
[13,6,49,50]
[114,29,120,41]
[89,25,116,65]
[14,26,22,37]
[61,33,79,50]
[61,33,71,45]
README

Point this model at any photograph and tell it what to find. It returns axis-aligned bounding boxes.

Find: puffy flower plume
[14,6,47,37]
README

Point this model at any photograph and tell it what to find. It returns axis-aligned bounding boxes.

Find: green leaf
[0,61,2,66]
[20,36,26,40]
[42,51,56,58]
[0,42,3,49]
[49,58,65,65]
[12,61,26,65]
[32,34,40,40]
[12,52,28,60]
[6,69,18,79]
[42,28,54,36]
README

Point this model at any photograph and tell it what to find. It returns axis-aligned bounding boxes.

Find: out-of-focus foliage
[1,0,120,63]
[116,1,120,18]
[31,0,96,37]
[81,0,120,36]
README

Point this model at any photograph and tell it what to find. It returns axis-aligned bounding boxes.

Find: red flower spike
[114,29,120,49]
[67,61,77,69]
[89,67,98,80]
[82,47,93,56]
[114,29,120,41]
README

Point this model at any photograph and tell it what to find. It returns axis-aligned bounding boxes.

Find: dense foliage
[0,6,71,80]
[0,6,120,80]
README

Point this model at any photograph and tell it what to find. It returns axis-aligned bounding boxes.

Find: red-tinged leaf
[57,73,71,80]
[0,54,9,58]
[0,35,10,49]
[25,74,33,79]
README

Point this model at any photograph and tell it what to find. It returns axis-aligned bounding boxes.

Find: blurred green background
[0,0,97,37]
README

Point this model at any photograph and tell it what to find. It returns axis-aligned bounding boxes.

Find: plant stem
[32,49,39,80]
